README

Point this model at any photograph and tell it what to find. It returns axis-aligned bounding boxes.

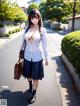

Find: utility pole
[64,0,77,31]
[0,0,1,4]
[71,0,76,31]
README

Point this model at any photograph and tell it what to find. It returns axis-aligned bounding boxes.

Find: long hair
[25,9,43,34]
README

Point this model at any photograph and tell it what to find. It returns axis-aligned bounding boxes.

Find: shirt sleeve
[19,30,25,51]
[19,25,28,51]
[41,28,48,60]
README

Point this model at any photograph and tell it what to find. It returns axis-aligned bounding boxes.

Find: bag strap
[21,39,26,50]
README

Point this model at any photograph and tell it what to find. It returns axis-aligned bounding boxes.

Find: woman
[20,9,48,104]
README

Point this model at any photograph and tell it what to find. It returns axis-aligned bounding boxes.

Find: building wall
[68,18,80,30]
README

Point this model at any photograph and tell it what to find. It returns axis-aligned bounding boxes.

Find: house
[68,15,80,30]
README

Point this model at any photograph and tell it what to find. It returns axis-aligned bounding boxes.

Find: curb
[61,53,80,94]
[56,67,68,106]
[55,54,70,106]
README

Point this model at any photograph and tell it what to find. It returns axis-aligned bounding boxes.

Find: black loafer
[28,93,36,104]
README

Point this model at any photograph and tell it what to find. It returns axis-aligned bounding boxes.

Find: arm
[19,30,25,58]
[19,25,28,51]
[19,30,25,51]
[41,28,48,65]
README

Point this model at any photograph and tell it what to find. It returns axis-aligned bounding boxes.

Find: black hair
[25,9,43,34]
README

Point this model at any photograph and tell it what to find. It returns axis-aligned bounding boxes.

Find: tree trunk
[71,0,76,31]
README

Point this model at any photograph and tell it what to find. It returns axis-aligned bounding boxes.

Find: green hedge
[61,31,80,75]
[0,24,4,28]
[6,28,22,37]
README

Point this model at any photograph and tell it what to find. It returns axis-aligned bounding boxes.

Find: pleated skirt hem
[23,59,44,80]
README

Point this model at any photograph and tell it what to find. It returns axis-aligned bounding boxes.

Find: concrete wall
[0,26,20,36]
[68,18,80,30]
[0,22,25,37]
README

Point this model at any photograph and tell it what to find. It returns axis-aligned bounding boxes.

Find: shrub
[61,18,68,24]
[15,29,18,32]
[15,28,21,32]
[12,30,15,33]
[61,31,80,75]
[9,30,12,34]
[6,34,9,37]
[8,28,21,35]
[0,24,4,28]
[17,28,21,32]
[7,28,22,37]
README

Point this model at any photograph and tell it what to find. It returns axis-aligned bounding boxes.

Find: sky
[10,0,40,7]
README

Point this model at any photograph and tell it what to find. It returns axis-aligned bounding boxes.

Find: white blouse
[21,27,48,62]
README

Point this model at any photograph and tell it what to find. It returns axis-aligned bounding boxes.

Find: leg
[28,78,32,81]
[28,78,32,92]
[29,80,39,103]
[33,80,38,91]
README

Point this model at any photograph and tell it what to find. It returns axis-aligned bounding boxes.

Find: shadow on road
[55,30,71,35]
[46,29,55,33]
[46,27,70,36]
[51,56,80,106]
[0,89,30,106]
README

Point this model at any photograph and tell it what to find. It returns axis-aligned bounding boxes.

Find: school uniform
[21,27,48,80]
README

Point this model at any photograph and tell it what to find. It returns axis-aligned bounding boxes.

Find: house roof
[68,15,80,20]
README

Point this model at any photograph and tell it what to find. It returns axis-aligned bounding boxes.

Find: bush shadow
[46,27,67,36]
[51,55,80,106]
[0,89,30,106]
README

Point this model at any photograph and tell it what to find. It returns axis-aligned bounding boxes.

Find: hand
[45,59,48,65]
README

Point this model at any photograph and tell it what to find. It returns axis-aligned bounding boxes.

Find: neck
[31,25,39,30]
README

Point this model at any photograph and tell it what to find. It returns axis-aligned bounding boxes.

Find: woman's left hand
[45,59,48,65]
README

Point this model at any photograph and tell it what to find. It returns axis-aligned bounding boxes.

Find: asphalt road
[0,28,80,106]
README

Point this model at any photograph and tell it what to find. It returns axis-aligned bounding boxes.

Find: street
[0,28,80,106]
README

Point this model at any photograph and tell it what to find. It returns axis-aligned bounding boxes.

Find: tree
[64,0,80,15]
[40,0,47,3]
[0,3,11,23]
[39,2,46,20]
[13,7,27,22]
[40,0,69,26]
[27,3,39,15]
[0,1,27,24]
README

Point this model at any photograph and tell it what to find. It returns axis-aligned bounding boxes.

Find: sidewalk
[46,28,80,106]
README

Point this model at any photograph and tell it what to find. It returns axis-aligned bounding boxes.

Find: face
[31,17,39,25]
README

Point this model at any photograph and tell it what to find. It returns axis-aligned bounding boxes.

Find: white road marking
[1,86,9,89]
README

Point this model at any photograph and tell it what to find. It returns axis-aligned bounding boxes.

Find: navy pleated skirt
[23,59,44,80]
